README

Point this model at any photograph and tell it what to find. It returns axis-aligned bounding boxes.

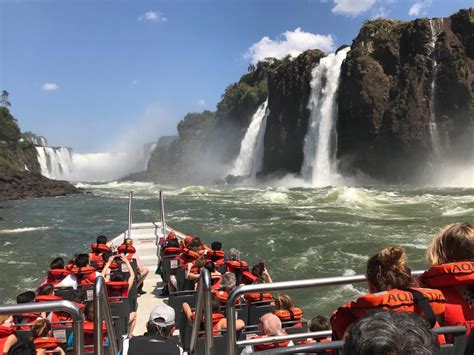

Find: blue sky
[1,0,471,152]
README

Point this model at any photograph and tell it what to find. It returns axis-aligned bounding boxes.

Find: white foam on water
[0,227,50,234]
[343,269,356,276]
[402,243,428,250]
[257,190,289,204]
[441,207,474,217]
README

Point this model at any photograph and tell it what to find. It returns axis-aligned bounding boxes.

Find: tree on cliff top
[1,90,11,108]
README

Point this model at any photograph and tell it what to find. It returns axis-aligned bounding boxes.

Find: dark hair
[37,284,54,296]
[6,337,36,355]
[308,315,330,332]
[211,241,222,251]
[366,246,412,292]
[343,311,439,355]
[146,322,174,337]
[75,254,90,268]
[204,261,216,273]
[111,272,125,282]
[166,239,180,248]
[50,257,64,270]
[16,291,35,304]
[84,302,94,322]
[96,235,107,245]
[211,295,221,313]
[67,290,84,304]
[102,251,113,263]
[30,318,50,339]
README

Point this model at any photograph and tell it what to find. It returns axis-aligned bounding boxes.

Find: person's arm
[101,255,115,279]
[182,302,193,325]
[134,254,144,274]
[120,255,136,292]
[262,268,272,283]
[3,334,17,353]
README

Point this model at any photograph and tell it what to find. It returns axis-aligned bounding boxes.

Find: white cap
[149,304,175,327]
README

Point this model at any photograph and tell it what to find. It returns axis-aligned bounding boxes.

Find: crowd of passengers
[0,221,472,354]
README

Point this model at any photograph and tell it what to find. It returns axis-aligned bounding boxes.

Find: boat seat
[281,320,308,332]
[196,334,227,355]
[110,299,131,336]
[54,287,78,300]
[161,256,180,282]
[433,326,467,355]
[220,304,248,325]
[176,267,195,291]
[167,290,196,327]
[250,340,344,354]
[247,301,275,325]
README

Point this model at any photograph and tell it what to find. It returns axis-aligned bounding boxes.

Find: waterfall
[301,47,350,186]
[428,19,443,157]
[230,99,269,177]
[36,147,73,180]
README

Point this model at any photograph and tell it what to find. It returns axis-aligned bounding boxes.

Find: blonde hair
[31,318,50,339]
[274,293,294,310]
[366,246,412,292]
[0,315,11,325]
[427,223,474,265]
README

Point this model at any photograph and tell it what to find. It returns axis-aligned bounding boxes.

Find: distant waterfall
[428,19,443,157]
[301,47,350,186]
[230,100,269,177]
[36,147,73,180]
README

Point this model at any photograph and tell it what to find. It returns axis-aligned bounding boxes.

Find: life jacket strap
[407,288,436,328]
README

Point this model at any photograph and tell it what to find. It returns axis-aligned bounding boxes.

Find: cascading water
[301,47,350,186]
[428,18,443,157]
[36,147,73,180]
[230,100,269,178]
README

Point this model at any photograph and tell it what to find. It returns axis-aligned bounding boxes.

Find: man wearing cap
[122,304,182,354]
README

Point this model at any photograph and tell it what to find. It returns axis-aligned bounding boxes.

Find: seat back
[162,256,180,282]
[196,334,227,355]
[167,291,197,327]
[110,301,131,336]
[248,302,275,325]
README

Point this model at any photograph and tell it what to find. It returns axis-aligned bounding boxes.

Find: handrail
[159,190,167,242]
[127,191,133,240]
[189,268,214,355]
[225,270,424,355]
[0,300,84,355]
[237,330,332,347]
[93,275,119,355]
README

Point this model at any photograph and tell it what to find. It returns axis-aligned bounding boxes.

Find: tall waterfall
[301,47,350,186]
[230,100,269,178]
[36,147,73,180]
[428,19,443,157]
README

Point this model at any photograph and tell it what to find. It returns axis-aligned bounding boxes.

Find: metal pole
[159,190,167,238]
[0,301,84,355]
[201,269,214,355]
[190,280,204,354]
[225,270,424,355]
[127,191,133,240]
[94,276,118,355]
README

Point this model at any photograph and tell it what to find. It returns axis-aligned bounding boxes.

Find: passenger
[89,235,110,264]
[225,248,248,284]
[186,257,207,282]
[64,255,77,272]
[300,315,331,344]
[103,255,136,337]
[55,254,101,289]
[119,238,149,296]
[207,241,225,263]
[35,284,61,303]
[30,318,65,354]
[49,290,84,327]
[162,238,181,256]
[67,302,107,352]
[212,272,238,306]
[250,260,273,283]
[244,264,273,305]
[204,261,222,289]
[0,315,17,354]
[343,311,439,355]
[330,246,445,340]
[5,337,35,355]
[121,304,182,355]
[43,257,71,287]
[422,222,474,335]
[241,313,293,353]
[15,292,39,328]
[182,295,245,333]
[273,294,303,327]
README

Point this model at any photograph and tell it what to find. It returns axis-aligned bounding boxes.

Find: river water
[0,182,472,319]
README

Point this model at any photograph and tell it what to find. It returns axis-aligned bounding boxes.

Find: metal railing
[159,190,167,241]
[225,270,424,355]
[93,275,119,355]
[189,268,214,355]
[0,300,84,354]
[127,191,133,240]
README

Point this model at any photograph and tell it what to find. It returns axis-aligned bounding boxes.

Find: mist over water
[1,182,472,317]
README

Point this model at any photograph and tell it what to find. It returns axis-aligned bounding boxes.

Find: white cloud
[332,0,376,17]
[132,80,139,85]
[42,82,60,91]
[371,6,389,19]
[138,10,167,22]
[245,28,335,64]
[194,99,206,106]
[408,1,431,17]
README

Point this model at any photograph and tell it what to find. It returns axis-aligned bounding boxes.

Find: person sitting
[421,222,474,336]
[45,258,71,287]
[241,313,293,353]
[89,235,110,265]
[273,293,303,327]
[0,315,17,354]
[5,337,36,355]
[15,292,39,328]
[121,304,182,355]
[49,290,85,328]
[182,295,245,334]
[330,246,445,340]
[118,238,149,295]
[244,264,273,305]
[56,254,101,289]
[30,318,65,354]
[212,272,238,306]
[35,284,61,303]
[162,238,181,257]
[204,261,222,289]
[343,311,439,355]
[299,315,331,344]
[225,248,249,284]
[185,257,207,282]
[206,242,225,266]
[67,302,107,352]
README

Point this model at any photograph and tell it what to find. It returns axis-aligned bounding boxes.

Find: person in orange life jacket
[299,315,332,345]
[49,290,84,327]
[241,313,293,354]
[212,272,241,306]
[185,257,207,282]
[122,304,182,355]
[5,337,36,355]
[121,238,149,295]
[102,254,136,337]
[343,311,439,355]
[251,259,273,284]
[330,246,446,340]
[67,302,108,351]
[203,261,222,289]
[55,254,101,290]
[35,285,61,319]
[89,235,110,265]
[15,292,39,328]
[422,222,474,336]
[162,238,181,256]
[182,294,245,333]
[0,315,18,354]
[37,257,69,288]
[273,294,303,327]
[29,318,65,355]
[206,241,225,266]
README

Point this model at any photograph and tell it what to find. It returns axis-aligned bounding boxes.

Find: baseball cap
[149,304,175,327]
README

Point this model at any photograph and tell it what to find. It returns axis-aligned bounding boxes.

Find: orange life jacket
[71,266,97,285]
[211,275,222,290]
[65,263,75,271]
[47,269,72,285]
[226,260,248,273]
[167,231,177,241]
[274,308,304,323]
[0,326,16,353]
[181,236,194,248]
[16,313,40,330]
[253,336,290,351]
[207,250,225,265]
[92,260,119,271]
[106,281,129,302]
[212,290,230,306]
[50,303,84,327]
[422,261,474,335]
[117,244,136,261]
[83,321,107,352]
[242,271,258,284]
[245,292,273,304]
[330,288,445,340]
[191,312,225,328]
[162,247,182,256]
[35,295,62,303]
[33,337,62,350]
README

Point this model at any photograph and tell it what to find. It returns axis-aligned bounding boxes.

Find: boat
[0,191,469,354]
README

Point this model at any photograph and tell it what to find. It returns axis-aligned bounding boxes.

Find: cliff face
[336,9,473,182]
[262,50,325,175]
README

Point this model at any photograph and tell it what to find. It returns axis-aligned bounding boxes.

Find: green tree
[1,90,11,107]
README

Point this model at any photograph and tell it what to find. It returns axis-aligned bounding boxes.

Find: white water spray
[36,147,73,180]
[301,47,350,186]
[230,100,269,177]
[428,19,443,157]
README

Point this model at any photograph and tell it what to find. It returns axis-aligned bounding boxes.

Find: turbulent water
[1,182,473,318]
